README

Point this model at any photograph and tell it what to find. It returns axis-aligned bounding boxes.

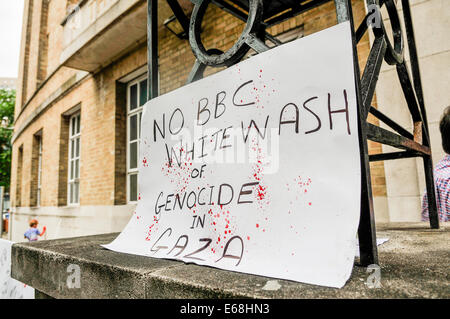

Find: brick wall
[57,115,71,206]
[114,82,128,205]
[37,0,50,87]
[17,0,34,113]
[26,0,43,103]
[46,0,67,75]
[29,133,41,207]
[15,146,24,207]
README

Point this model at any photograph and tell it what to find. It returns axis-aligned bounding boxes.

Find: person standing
[24,219,46,242]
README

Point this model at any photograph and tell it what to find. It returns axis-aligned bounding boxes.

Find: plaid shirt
[422,154,450,222]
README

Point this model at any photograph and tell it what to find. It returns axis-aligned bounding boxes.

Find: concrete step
[10,222,449,298]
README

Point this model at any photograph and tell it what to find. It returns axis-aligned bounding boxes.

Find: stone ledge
[11,222,449,299]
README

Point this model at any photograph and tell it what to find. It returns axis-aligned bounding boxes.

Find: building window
[68,112,81,205]
[127,75,147,203]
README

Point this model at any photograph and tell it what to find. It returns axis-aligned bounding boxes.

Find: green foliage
[0,88,15,188]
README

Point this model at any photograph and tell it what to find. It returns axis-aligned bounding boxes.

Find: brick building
[9,0,448,242]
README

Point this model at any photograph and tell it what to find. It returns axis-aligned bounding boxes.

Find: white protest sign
[0,239,35,299]
[105,21,361,288]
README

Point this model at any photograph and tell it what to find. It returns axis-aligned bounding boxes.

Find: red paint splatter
[145,216,160,241]
[161,146,193,194]
[142,157,149,167]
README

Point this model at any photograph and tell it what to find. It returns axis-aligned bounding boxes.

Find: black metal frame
[147,0,440,266]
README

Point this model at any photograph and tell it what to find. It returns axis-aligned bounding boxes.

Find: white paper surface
[0,239,35,299]
[105,22,362,288]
